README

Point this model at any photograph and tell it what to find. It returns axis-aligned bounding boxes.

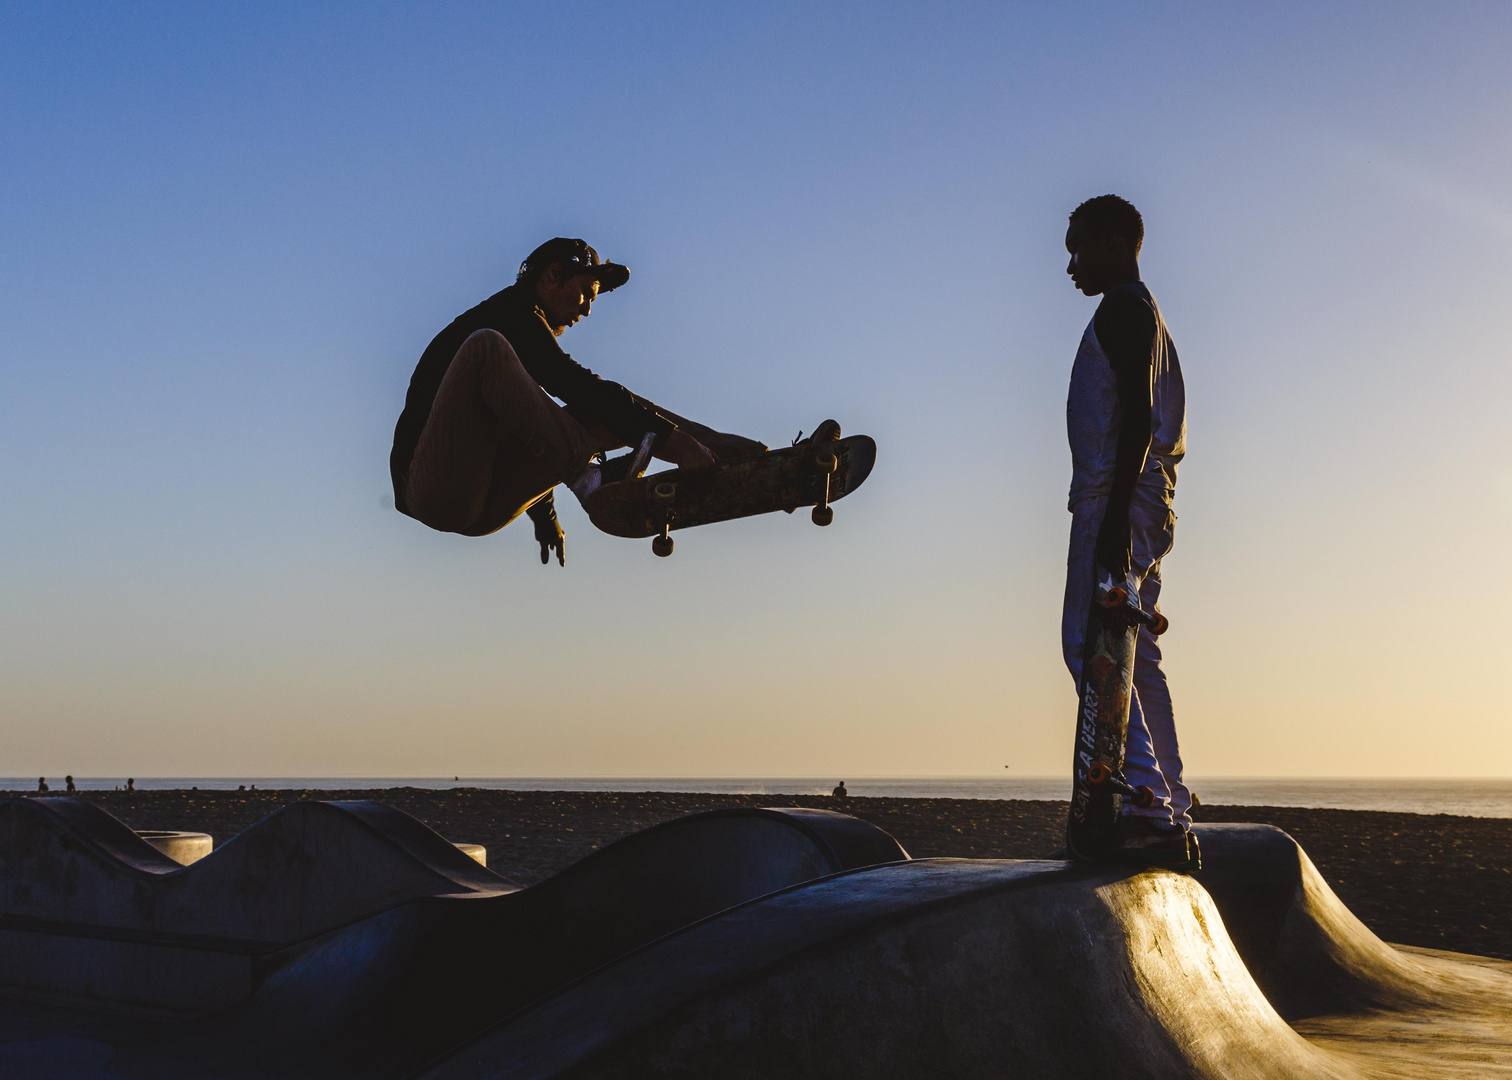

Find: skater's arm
[1092,291,1156,577]
[501,299,677,449]
[649,406,767,461]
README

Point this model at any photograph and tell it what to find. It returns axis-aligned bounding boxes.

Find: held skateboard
[1065,569,1170,861]
[585,422,876,557]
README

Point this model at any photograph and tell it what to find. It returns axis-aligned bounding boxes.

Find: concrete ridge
[420,828,1512,1080]
[421,858,1348,1080]
[3,809,1510,1078]
[0,798,909,1025]
[0,797,512,946]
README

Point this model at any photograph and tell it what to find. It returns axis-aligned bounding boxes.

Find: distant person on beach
[65,775,76,793]
[1062,195,1193,870]
[391,238,764,566]
[36,777,48,793]
[832,781,848,798]
[126,778,135,792]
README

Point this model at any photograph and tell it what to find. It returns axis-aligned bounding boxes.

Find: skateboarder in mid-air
[1062,195,1194,870]
[390,237,766,564]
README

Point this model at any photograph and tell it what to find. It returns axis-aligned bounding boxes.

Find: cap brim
[588,262,630,292]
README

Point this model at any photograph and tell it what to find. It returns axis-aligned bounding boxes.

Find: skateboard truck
[1096,577,1170,636]
[1085,762,1157,809]
[812,448,838,526]
[651,479,676,557]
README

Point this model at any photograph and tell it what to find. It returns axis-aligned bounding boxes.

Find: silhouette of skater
[391,238,762,566]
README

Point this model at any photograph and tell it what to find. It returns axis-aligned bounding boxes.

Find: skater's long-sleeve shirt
[390,283,675,512]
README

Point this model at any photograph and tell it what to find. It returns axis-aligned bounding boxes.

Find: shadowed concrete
[1,803,1510,1079]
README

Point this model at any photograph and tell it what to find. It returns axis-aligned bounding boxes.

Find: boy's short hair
[1069,195,1144,255]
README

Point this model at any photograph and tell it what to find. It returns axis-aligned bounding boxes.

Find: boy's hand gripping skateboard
[586,420,876,556]
[1065,569,1170,861]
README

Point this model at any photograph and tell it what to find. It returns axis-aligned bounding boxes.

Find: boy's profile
[1061,194,1193,870]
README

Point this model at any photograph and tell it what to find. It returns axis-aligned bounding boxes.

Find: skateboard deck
[1065,570,1168,861]
[586,429,876,556]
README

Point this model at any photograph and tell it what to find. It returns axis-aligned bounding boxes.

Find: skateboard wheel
[815,450,838,473]
[811,504,834,527]
[1133,785,1156,809]
[1150,612,1169,636]
[653,482,676,503]
[1087,763,1111,784]
[1101,586,1127,608]
[652,534,674,557]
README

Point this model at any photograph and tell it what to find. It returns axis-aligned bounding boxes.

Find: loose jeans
[1062,489,1191,829]
[403,329,600,536]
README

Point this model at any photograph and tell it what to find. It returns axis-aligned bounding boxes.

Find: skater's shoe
[1101,816,1201,873]
[800,419,841,444]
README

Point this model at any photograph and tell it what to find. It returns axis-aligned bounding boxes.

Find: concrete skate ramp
[424,859,1345,1080]
[1193,823,1456,1019]
[423,833,1512,1080]
[0,799,905,1028]
[6,807,1512,1079]
[0,797,511,942]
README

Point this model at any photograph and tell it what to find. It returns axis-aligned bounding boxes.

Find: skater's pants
[403,329,601,536]
[1061,488,1191,829]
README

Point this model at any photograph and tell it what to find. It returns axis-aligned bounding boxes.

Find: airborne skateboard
[1065,568,1170,861]
[586,421,876,556]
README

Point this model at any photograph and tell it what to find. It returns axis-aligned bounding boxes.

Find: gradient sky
[2,2,1509,779]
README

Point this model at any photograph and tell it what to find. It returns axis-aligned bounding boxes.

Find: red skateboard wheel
[1087,763,1112,784]
[1133,785,1156,809]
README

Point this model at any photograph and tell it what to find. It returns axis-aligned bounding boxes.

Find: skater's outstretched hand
[531,501,566,566]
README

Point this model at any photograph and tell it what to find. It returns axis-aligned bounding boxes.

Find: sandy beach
[19,787,1510,962]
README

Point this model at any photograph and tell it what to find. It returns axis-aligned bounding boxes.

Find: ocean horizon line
[8,775,1512,818]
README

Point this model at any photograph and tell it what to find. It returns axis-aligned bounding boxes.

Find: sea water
[12,776,1512,818]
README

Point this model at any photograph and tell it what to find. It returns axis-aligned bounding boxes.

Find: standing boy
[1062,195,1194,870]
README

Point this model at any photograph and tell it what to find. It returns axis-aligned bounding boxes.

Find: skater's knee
[459,328,520,367]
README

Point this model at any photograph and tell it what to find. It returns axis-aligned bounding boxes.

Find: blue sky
[2,2,1509,778]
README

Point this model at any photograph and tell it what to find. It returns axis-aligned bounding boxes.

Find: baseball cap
[518,237,630,292]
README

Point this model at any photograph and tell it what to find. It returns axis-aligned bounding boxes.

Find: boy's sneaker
[1101,816,1201,873]
[797,419,841,445]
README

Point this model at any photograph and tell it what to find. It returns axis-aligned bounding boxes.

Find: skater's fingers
[556,536,566,567]
[539,540,549,565]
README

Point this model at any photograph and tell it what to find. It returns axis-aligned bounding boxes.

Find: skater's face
[1064,222,1132,296]
[536,267,601,335]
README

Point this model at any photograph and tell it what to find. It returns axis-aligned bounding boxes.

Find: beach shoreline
[13,787,1510,961]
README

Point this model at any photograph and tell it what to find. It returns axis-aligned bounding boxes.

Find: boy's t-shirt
[1066,281,1186,507]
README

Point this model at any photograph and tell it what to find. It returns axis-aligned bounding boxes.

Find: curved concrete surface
[0,799,906,1025]
[453,843,486,866]
[425,851,1512,1080]
[2,806,1510,1079]
[136,831,214,866]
